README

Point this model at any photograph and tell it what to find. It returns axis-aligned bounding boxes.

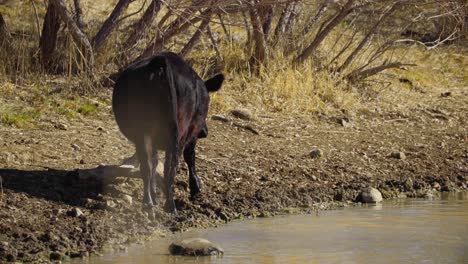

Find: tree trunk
[249,1,268,73]
[125,0,162,51]
[39,3,61,70]
[301,0,332,36]
[51,0,94,74]
[180,10,212,58]
[293,0,354,65]
[91,0,131,53]
[260,6,274,41]
[73,0,85,31]
[273,2,295,41]
[0,13,6,39]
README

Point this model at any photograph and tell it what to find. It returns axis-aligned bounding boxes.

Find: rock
[432,181,441,190]
[397,193,407,199]
[230,108,252,120]
[440,91,451,97]
[54,123,68,130]
[360,187,383,203]
[71,143,81,151]
[390,151,406,160]
[211,114,230,123]
[49,251,63,261]
[169,238,223,256]
[121,194,133,205]
[67,208,84,218]
[404,178,413,190]
[339,118,351,127]
[309,149,323,159]
[106,200,117,209]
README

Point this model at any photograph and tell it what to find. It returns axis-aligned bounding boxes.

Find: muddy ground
[0,85,467,263]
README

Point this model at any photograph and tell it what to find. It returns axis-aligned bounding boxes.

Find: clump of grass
[201,42,357,115]
[77,102,98,116]
[0,109,39,128]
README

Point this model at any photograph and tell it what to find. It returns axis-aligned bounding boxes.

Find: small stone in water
[360,187,383,203]
[169,238,223,256]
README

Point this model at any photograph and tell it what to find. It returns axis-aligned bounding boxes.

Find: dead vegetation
[0,0,466,118]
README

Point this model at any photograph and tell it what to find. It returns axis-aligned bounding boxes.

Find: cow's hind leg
[136,135,155,208]
[149,150,160,204]
[184,140,202,198]
[163,139,180,213]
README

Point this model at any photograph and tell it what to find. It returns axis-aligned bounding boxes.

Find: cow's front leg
[183,140,202,198]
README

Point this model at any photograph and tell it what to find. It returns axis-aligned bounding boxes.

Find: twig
[30,0,41,41]
[116,0,147,24]
[206,26,223,61]
[233,122,260,135]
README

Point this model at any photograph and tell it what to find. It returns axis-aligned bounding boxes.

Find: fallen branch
[346,62,416,81]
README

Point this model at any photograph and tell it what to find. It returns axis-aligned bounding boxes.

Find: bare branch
[180,9,213,57]
[293,0,355,65]
[92,0,131,53]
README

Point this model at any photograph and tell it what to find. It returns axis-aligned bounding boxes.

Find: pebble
[67,208,84,218]
[169,238,223,256]
[390,151,406,160]
[121,194,133,205]
[309,149,323,159]
[360,187,383,203]
[54,123,68,130]
[106,200,117,209]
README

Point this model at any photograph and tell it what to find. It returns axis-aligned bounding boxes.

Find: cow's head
[197,74,224,139]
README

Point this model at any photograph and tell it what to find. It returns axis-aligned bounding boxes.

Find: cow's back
[112,52,205,148]
[112,55,174,147]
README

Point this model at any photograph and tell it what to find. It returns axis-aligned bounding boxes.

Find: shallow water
[83,193,468,264]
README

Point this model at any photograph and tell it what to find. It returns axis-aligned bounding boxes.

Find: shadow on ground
[0,167,108,206]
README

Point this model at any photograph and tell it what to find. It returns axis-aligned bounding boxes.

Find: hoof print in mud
[169,238,224,256]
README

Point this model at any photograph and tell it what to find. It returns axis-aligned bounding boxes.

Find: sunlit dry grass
[0,0,467,125]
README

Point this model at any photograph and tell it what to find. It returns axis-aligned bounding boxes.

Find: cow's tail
[148,55,178,136]
[148,55,179,210]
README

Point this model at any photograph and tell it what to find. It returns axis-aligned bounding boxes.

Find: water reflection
[81,193,468,264]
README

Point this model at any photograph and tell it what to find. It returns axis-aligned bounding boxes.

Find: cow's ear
[205,74,224,93]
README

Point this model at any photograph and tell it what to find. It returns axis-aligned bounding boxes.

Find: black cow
[112,52,224,213]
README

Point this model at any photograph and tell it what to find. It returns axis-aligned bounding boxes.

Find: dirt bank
[0,85,467,263]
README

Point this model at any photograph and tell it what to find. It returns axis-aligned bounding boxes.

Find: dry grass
[0,1,467,125]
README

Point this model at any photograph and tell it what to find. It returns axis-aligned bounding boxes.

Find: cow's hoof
[164,201,177,214]
[189,190,202,201]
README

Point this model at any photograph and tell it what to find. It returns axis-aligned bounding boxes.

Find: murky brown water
[81,193,468,264]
